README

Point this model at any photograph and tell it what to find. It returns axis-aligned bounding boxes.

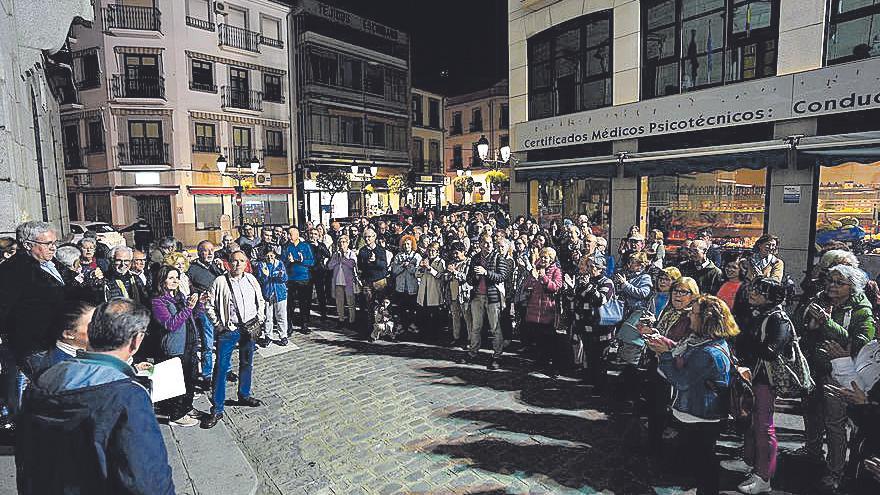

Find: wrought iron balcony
[190,81,217,93]
[262,146,286,157]
[102,5,161,32]
[84,143,105,155]
[218,24,261,53]
[222,86,262,111]
[192,141,220,153]
[111,74,165,99]
[262,37,283,49]
[229,146,256,167]
[117,142,170,166]
[186,16,214,31]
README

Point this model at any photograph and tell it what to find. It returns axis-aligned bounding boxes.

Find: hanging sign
[783,186,801,204]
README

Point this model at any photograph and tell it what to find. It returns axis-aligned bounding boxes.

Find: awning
[797,131,880,168]
[188,186,293,195]
[515,140,788,180]
[114,186,179,196]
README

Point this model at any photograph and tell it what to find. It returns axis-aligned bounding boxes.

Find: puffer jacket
[618,269,653,314]
[797,290,876,379]
[523,264,563,325]
[254,259,288,302]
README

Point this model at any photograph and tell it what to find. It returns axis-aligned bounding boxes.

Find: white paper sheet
[139,357,186,403]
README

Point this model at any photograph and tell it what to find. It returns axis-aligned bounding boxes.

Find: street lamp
[475,134,515,167]
[350,161,376,218]
[217,153,261,226]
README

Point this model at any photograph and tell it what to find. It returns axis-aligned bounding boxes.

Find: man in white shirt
[203,250,266,428]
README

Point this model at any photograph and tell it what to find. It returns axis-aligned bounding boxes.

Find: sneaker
[299,326,312,335]
[487,359,501,371]
[170,415,200,427]
[276,337,289,346]
[738,473,759,490]
[739,475,772,494]
[256,338,270,348]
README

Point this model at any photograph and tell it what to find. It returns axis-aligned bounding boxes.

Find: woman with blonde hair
[164,251,191,296]
[648,294,740,495]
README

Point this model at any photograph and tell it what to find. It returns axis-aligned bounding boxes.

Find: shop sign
[515,58,880,152]
[783,186,801,204]
[299,0,407,43]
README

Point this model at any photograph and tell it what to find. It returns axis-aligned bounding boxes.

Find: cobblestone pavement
[220,323,814,495]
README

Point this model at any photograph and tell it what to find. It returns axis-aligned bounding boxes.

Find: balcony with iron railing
[111,74,166,99]
[102,5,161,32]
[229,146,256,167]
[218,24,261,53]
[222,86,262,111]
[192,140,221,154]
[262,146,286,157]
[190,80,217,93]
[117,142,170,166]
[186,16,214,31]
[427,160,442,174]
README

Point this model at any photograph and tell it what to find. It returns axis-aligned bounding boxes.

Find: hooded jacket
[797,290,876,379]
[15,352,174,495]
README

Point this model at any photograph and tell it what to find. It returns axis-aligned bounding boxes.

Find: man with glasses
[0,221,66,414]
[129,250,150,294]
[105,246,147,304]
[681,239,724,296]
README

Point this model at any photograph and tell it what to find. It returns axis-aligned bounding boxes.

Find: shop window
[816,163,880,251]
[237,194,288,226]
[827,0,880,65]
[263,73,282,102]
[533,179,611,234]
[527,10,613,119]
[642,0,779,99]
[646,169,767,263]
[194,195,222,230]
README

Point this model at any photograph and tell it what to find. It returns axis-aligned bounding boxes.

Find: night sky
[324,0,509,96]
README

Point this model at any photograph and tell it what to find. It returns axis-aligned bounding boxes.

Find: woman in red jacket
[523,247,563,376]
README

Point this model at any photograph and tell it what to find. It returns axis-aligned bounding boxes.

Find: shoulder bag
[224,274,263,339]
[711,343,754,423]
[758,311,814,399]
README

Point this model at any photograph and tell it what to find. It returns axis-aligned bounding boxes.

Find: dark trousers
[677,419,722,495]
[287,280,312,329]
[394,292,417,333]
[582,332,610,389]
[530,322,558,370]
[310,270,329,319]
[211,329,254,415]
[159,344,197,421]
[646,371,673,453]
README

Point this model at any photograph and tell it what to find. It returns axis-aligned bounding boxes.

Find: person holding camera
[203,250,266,429]
[151,265,207,427]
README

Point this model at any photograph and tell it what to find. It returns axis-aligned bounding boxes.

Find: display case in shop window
[816,181,880,250]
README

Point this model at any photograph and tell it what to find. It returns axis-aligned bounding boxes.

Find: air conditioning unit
[214,2,226,13]
[255,172,271,185]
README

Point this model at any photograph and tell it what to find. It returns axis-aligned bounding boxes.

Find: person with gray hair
[0,221,66,414]
[104,243,147,304]
[797,262,876,491]
[15,299,175,494]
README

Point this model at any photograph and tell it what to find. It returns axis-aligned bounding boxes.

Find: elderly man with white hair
[54,246,104,304]
[104,245,147,304]
[0,221,67,413]
[796,263,876,491]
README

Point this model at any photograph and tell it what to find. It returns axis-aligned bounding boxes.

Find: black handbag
[224,274,263,339]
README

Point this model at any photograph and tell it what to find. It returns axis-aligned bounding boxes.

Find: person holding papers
[151,265,207,427]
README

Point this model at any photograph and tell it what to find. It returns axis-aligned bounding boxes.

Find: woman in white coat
[417,241,446,339]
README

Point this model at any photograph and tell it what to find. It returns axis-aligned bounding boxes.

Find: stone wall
[0,0,93,235]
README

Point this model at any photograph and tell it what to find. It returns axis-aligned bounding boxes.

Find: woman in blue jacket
[255,248,289,347]
[648,294,740,495]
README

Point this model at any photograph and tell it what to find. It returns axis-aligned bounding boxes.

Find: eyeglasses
[28,239,57,248]
[672,289,693,296]
[113,259,132,265]
[133,258,147,263]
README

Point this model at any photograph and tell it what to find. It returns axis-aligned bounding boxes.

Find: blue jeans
[210,328,254,415]
[196,313,214,379]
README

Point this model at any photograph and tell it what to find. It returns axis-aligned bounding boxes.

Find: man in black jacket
[681,239,724,295]
[15,299,174,495]
[105,246,148,304]
[0,221,66,413]
[463,234,510,370]
[308,227,331,320]
[358,229,388,331]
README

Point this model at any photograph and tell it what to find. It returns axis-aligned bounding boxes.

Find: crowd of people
[2,210,880,494]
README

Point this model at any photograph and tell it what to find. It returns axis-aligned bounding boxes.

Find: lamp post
[350,161,377,218]
[476,134,514,167]
[217,153,260,227]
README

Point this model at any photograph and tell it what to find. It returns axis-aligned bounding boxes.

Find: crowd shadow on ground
[311,334,819,494]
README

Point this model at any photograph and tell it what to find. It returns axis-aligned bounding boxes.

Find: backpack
[758,310,815,399]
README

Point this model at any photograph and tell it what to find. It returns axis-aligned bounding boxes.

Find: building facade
[444,80,510,205]
[60,0,292,247]
[510,0,880,282]
[411,87,445,208]
[0,0,95,236]
[289,0,411,224]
